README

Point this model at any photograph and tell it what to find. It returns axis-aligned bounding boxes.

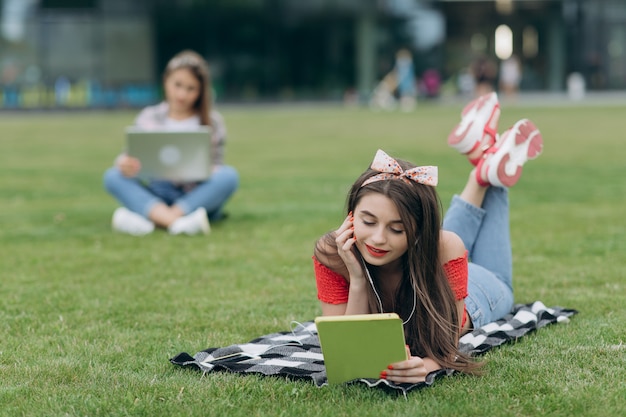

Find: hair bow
[361,149,438,187]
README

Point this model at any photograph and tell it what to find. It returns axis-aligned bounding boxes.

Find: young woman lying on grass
[313,93,544,383]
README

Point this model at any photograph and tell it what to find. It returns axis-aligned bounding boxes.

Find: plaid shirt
[134,101,227,166]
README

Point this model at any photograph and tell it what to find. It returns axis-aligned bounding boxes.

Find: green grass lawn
[1,101,625,416]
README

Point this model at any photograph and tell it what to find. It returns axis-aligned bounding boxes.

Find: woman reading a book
[313,92,543,383]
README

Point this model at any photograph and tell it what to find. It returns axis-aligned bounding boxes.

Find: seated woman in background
[103,50,239,236]
[313,93,543,383]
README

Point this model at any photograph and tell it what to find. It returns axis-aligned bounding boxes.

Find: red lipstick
[365,244,388,257]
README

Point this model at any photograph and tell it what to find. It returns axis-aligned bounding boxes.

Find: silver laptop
[125,127,212,182]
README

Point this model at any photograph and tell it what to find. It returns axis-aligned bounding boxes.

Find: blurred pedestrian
[471,55,497,98]
[420,68,441,99]
[394,48,417,111]
[369,48,417,112]
[499,54,522,99]
[103,50,239,236]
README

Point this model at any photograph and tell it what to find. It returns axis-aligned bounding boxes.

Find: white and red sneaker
[448,92,501,166]
[477,119,543,188]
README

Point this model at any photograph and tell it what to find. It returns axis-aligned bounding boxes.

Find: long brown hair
[163,50,212,126]
[315,157,482,374]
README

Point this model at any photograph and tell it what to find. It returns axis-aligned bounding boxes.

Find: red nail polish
[387,365,393,370]
[379,371,387,379]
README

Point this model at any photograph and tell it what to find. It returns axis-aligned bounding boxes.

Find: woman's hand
[116,155,141,178]
[334,212,364,283]
[381,346,441,384]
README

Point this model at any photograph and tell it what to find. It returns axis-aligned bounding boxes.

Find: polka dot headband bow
[361,149,438,187]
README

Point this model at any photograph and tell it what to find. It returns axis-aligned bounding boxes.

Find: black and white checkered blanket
[170,301,577,394]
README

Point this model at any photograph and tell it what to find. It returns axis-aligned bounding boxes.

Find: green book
[315,313,408,385]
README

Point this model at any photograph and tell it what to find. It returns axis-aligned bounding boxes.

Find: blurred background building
[0,0,624,109]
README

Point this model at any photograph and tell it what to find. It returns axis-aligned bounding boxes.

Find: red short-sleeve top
[313,251,469,328]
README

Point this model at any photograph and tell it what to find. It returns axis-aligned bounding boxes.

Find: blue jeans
[103,165,239,221]
[443,187,514,328]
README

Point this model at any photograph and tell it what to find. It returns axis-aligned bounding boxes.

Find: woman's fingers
[335,212,353,234]
[381,355,428,384]
[119,157,141,177]
[334,213,355,247]
[335,213,363,272]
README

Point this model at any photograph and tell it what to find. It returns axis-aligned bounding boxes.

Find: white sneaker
[448,92,500,166]
[481,119,543,188]
[168,207,211,236]
[112,207,155,236]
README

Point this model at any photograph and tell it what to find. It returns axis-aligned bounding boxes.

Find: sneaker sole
[190,208,211,236]
[487,119,543,187]
[197,208,211,235]
[448,92,500,154]
[199,216,211,235]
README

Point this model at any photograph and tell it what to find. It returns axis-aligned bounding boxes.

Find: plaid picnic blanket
[170,301,577,394]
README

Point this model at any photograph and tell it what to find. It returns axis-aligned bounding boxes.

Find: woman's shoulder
[209,109,225,124]
[140,101,167,115]
[209,109,227,137]
[135,102,168,127]
[439,230,466,263]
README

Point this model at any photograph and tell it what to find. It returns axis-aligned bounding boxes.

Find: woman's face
[353,193,409,267]
[164,68,201,115]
